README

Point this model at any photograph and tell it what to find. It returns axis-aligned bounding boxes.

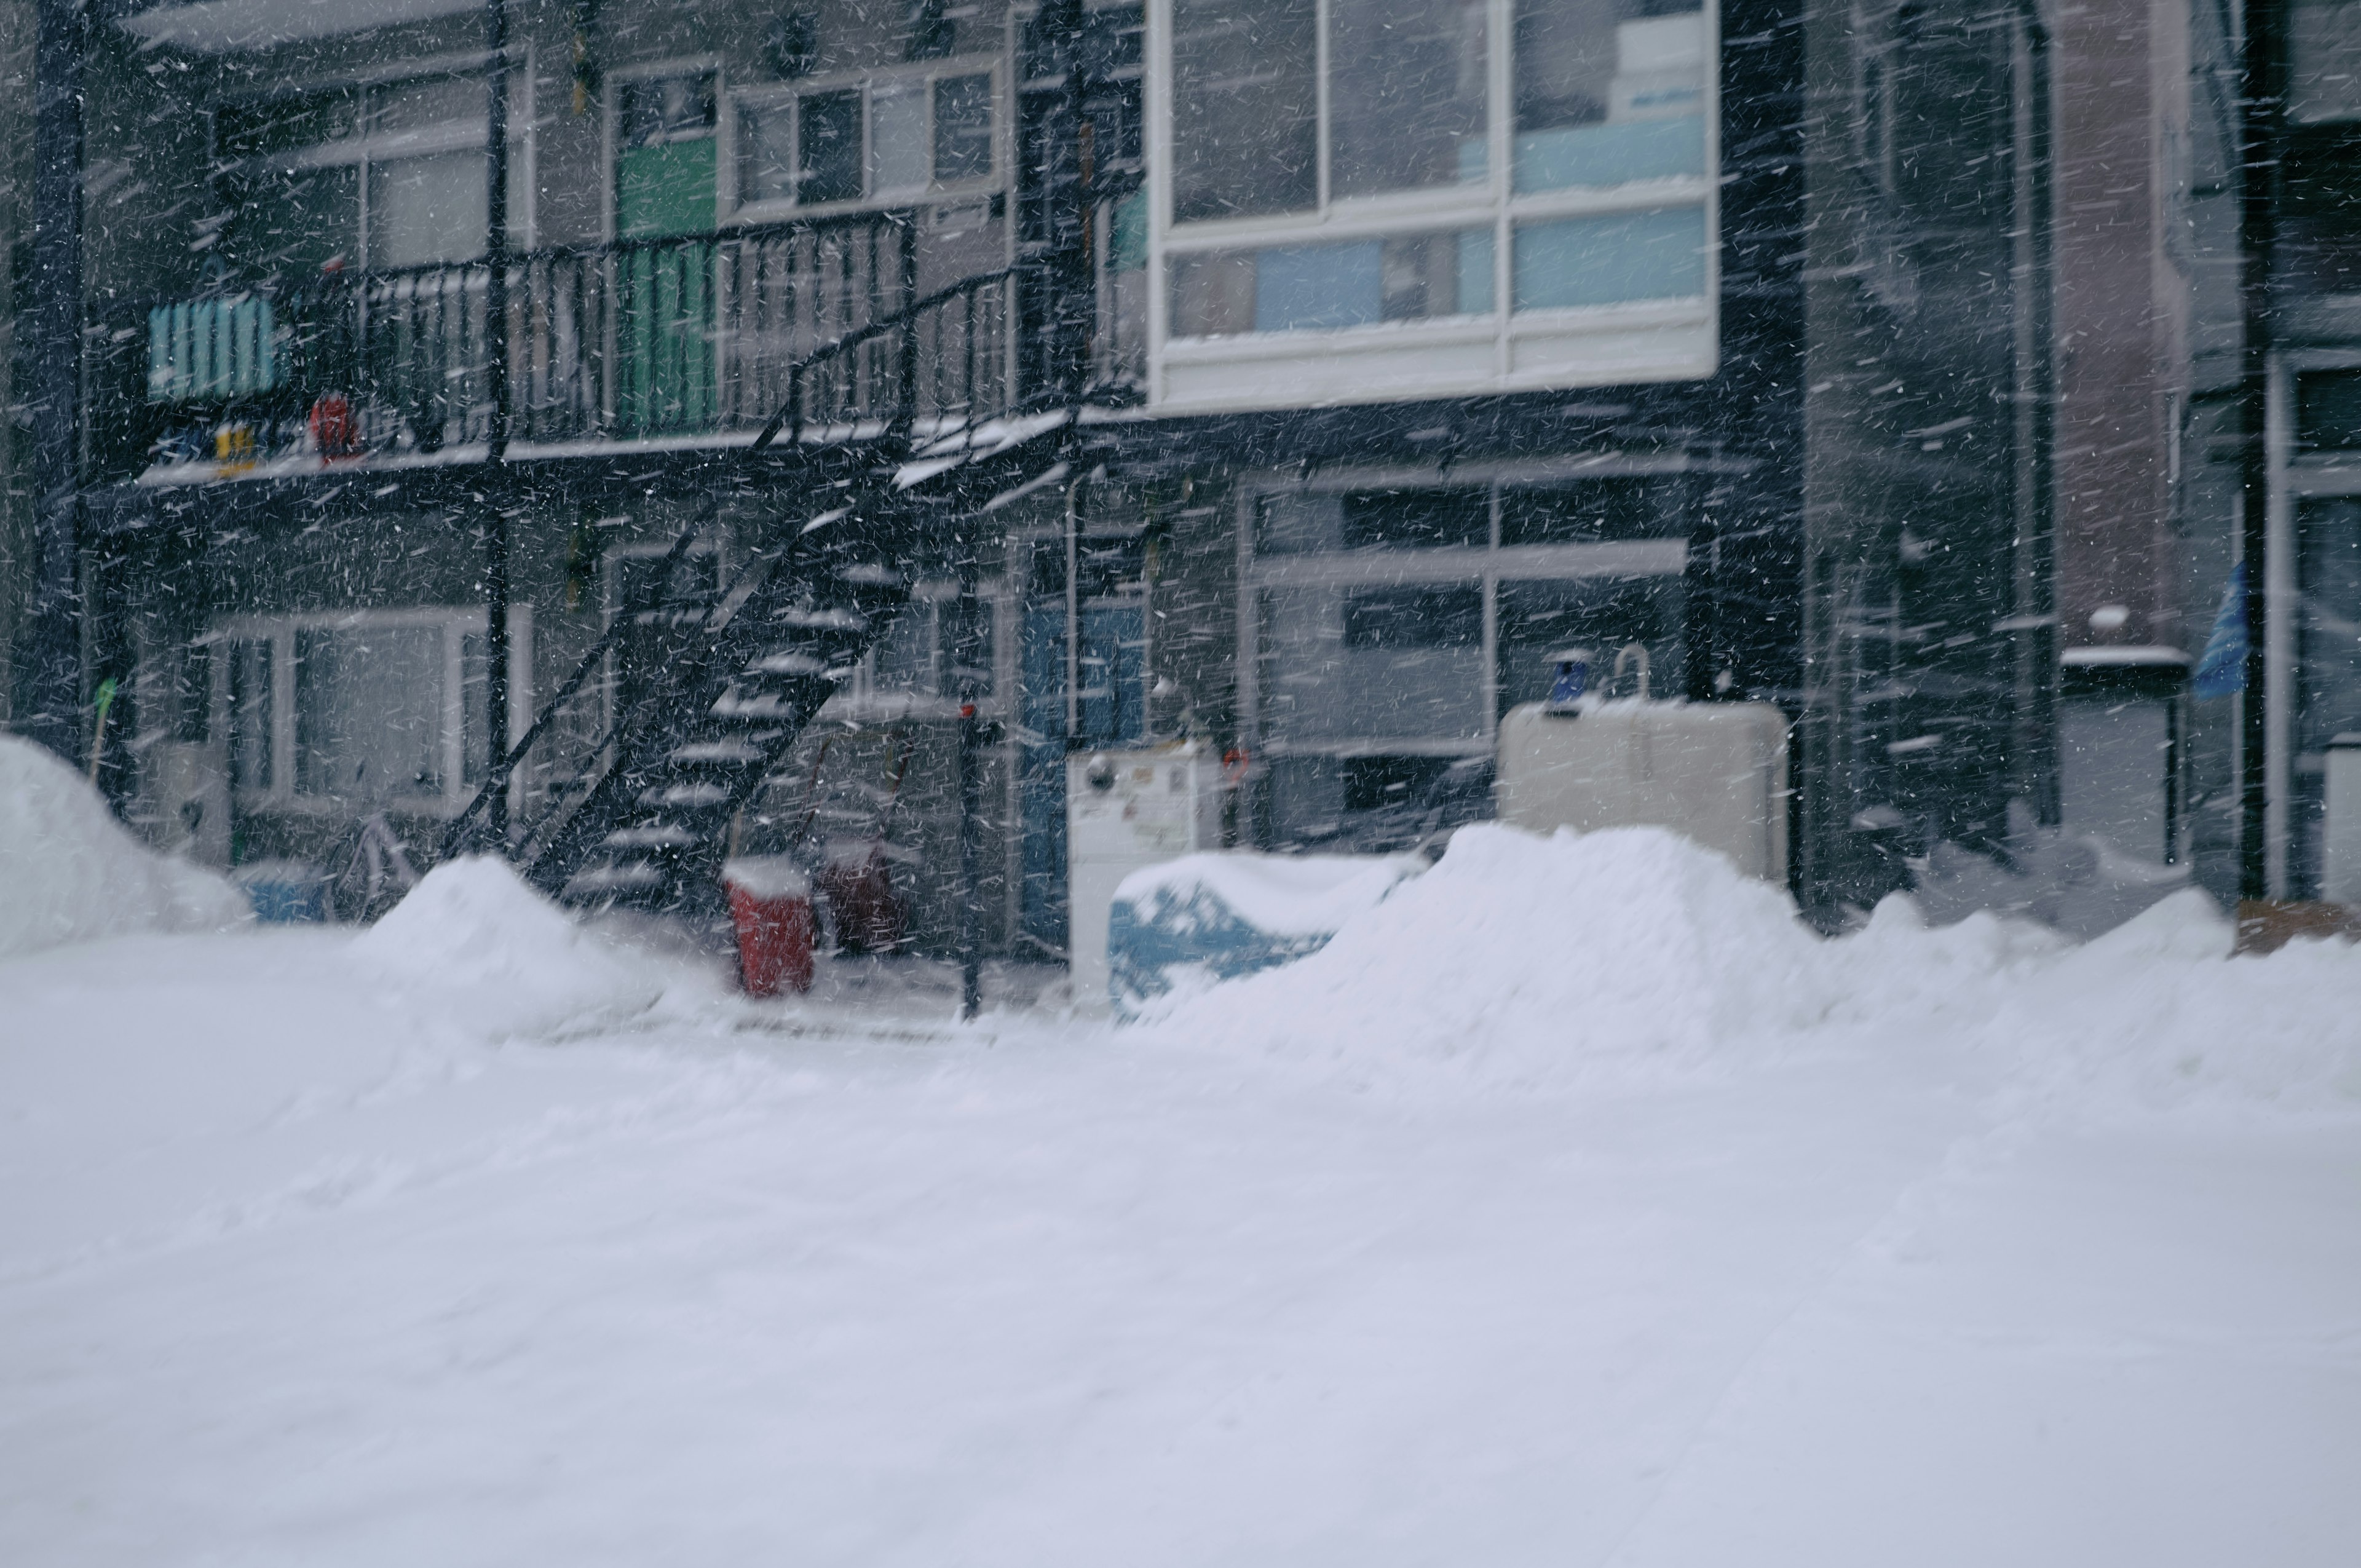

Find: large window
[1155,0,1715,409]
[1244,476,1691,848]
[210,608,530,814]
[214,71,528,275]
[734,61,999,215]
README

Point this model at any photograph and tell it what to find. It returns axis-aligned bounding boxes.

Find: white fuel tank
[1496,697,1790,882]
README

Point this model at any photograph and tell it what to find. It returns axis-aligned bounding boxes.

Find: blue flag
[2192,563,2248,698]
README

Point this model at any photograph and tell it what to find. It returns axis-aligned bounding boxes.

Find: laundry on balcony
[147,295,282,403]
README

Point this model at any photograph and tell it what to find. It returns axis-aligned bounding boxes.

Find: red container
[724,858,814,996]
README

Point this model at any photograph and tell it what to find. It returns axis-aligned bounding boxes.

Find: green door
[615,81,719,435]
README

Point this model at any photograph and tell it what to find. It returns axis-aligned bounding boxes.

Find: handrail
[751,266,1016,453]
[440,263,1024,868]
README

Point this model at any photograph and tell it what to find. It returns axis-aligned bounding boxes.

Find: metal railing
[105,209,936,474]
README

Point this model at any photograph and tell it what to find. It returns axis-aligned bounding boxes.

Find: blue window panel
[1457,228,1496,316]
[1253,241,1383,333]
[1514,207,1707,311]
[1513,115,1706,193]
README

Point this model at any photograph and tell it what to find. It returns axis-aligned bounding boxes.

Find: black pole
[483,0,513,840]
[957,689,983,1020]
[2237,0,2284,899]
[13,0,86,763]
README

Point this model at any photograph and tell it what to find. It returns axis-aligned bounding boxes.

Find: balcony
[98,207,1144,484]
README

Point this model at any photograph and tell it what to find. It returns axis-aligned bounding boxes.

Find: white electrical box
[2325,734,2361,905]
[1067,741,1225,1012]
[1496,699,1791,882]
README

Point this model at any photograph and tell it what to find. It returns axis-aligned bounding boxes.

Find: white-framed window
[208,606,532,815]
[212,55,534,275]
[1148,0,1716,411]
[728,56,1005,219]
[1237,467,1693,844]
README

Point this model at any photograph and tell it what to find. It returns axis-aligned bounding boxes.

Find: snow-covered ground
[2,819,2357,1566]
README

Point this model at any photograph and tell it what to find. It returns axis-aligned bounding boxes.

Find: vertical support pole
[957,689,984,1020]
[14,0,86,763]
[2007,2,2058,826]
[2237,0,2284,899]
[484,0,513,840]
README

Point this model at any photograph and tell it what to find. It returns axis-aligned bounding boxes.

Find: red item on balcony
[309,394,359,459]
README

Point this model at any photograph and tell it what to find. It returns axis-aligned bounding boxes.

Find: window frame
[1235,462,1698,781]
[205,605,533,818]
[724,53,1010,223]
[1145,0,1720,411]
[209,48,537,271]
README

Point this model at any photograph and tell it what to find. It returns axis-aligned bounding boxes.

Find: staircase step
[601,823,699,850]
[668,738,771,764]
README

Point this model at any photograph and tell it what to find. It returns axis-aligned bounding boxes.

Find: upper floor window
[213,71,521,275]
[1153,0,1716,410]
[734,59,1000,216]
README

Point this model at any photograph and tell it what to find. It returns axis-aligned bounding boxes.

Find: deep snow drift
[2,822,2355,1566]
[0,735,247,958]
[1150,823,2361,1111]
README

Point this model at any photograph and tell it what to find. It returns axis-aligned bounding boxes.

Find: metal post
[2237,0,2284,899]
[2008,1,2058,826]
[12,0,86,762]
[957,691,984,1020]
[483,0,513,840]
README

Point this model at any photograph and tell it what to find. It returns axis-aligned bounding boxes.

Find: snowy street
[4,830,2358,1566]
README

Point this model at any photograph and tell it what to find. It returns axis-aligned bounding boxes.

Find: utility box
[2326,734,2361,905]
[1067,741,1225,1012]
[1496,699,1790,881]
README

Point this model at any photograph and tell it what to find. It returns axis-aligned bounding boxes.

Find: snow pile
[354,857,671,1038]
[0,735,248,960]
[1140,824,1830,1084]
[1147,821,2361,1113]
[1999,890,2361,1112]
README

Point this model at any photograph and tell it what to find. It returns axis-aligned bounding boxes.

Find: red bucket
[723,858,814,997]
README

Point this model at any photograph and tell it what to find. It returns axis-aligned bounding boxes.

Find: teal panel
[1513,116,1706,192]
[1514,207,1707,312]
[1254,242,1383,333]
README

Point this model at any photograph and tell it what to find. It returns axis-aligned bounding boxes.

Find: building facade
[31,0,2199,946]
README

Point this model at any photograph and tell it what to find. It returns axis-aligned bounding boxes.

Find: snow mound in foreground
[1148,823,2361,1111]
[0,735,249,960]
[1141,825,1830,1084]
[355,857,668,1037]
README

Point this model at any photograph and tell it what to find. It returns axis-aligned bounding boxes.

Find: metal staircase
[440,267,1076,912]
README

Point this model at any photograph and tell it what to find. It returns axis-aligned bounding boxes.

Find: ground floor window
[208,607,530,815]
[1243,472,1691,850]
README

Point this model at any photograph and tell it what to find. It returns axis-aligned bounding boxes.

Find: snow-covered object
[1108,852,1421,1018]
[0,735,248,959]
[721,856,813,900]
[1145,823,1825,1083]
[1910,824,2193,940]
[1495,697,1790,881]
[355,857,667,1037]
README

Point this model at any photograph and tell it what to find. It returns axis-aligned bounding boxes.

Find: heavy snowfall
[2,733,2355,1566]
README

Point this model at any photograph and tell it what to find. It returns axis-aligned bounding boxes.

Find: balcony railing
[98,204,1144,480]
